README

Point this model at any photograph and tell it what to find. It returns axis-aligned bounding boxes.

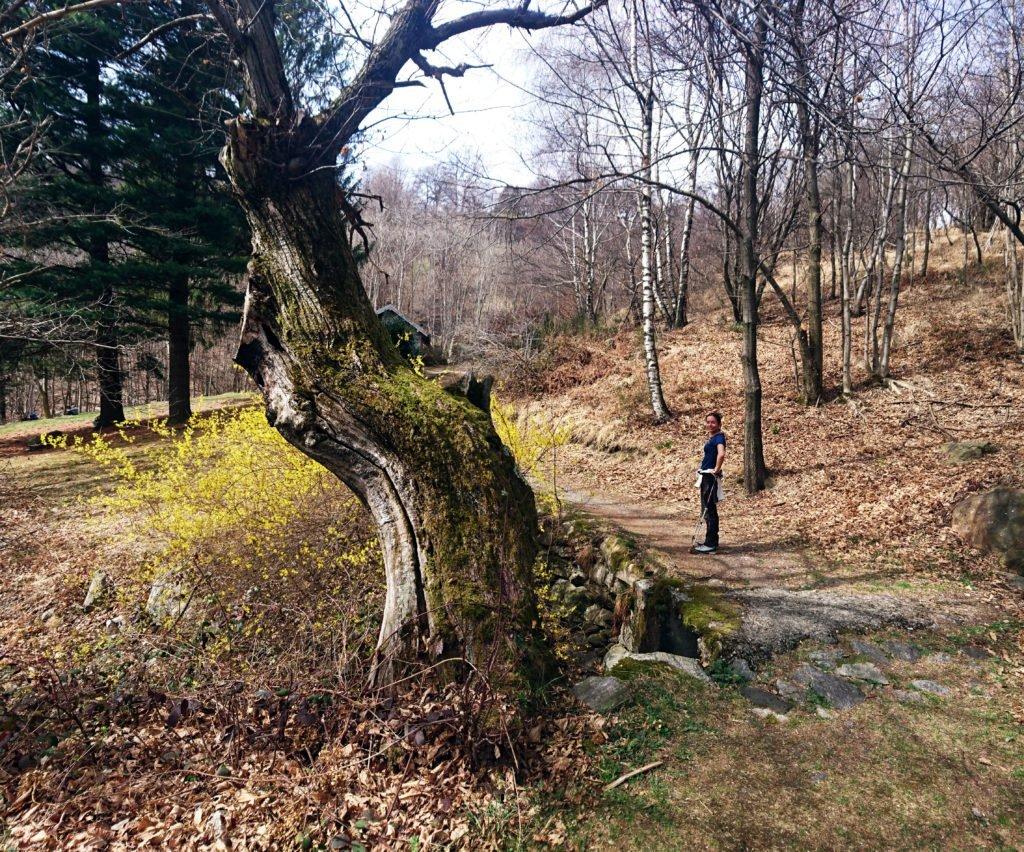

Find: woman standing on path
[694,412,726,554]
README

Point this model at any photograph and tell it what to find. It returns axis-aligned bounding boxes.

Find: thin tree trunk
[1007,225,1024,354]
[36,372,52,419]
[651,214,674,327]
[631,0,670,422]
[919,187,932,279]
[583,198,598,323]
[878,129,913,378]
[638,96,671,422]
[841,158,857,395]
[854,148,897,317]
[675,189,696,328]
[739,10,768,493]
[167,272,192,426]
[792,0,823,404]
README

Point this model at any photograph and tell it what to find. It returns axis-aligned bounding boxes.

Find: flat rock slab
[790,663,866,710]
[740,685,794,714]
[724,589,928,664]
[883,640,923,662]
[604,644,712,684]
[961,645,994,660]
[806,649,843,671]
[573,676,631,713]
[910,679,952,698]
[848,639,889,665]
[836,662,889,685]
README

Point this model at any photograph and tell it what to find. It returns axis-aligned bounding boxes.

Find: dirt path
[556,482,820,590]
[553,478,934,662]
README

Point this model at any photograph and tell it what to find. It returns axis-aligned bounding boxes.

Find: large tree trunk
[85,51,124,429]
[168,129,196,428]
[94,325,125,427]
[223,117,548,685]
[36,370,52,419]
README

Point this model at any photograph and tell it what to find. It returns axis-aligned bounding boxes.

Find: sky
[357,24,548,187]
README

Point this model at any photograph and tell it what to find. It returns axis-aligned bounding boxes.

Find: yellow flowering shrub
[490,396,570,482]
[54,405,383,674]
[491,394,571,519]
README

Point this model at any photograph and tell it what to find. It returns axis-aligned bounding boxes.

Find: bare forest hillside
[512,232,1023,591]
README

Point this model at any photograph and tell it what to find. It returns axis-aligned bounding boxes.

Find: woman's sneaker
[694,544,717,554]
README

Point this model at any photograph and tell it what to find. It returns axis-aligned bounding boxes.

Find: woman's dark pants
[700,473,720,549]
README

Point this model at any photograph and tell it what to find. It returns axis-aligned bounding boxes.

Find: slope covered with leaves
[512,237,1024,596]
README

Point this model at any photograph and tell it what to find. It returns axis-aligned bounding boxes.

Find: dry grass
[0,414,602,850]
[571,633,1024,850]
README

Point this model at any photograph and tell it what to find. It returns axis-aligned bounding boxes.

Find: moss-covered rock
[600,534,633,574]
[618,577,739,664]
[942,441,998,463]
[677,584,741,662]
[603,644,712,684]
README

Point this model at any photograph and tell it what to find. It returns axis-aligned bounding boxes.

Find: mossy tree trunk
[190,0,601,686]
[224,117,545,684]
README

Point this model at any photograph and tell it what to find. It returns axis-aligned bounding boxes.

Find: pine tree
[114,1,246,425]
[1,3,246,426]
[1,10,131,426]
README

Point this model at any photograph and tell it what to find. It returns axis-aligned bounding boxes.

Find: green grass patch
[0,392,254,439]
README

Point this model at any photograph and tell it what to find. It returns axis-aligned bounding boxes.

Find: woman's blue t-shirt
[701,432,726,471]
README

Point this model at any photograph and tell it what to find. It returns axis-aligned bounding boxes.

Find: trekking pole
[691,503,708,550]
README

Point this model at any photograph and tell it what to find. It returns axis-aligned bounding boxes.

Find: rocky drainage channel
[546,521,950,717]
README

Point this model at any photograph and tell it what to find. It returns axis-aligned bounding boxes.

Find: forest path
[552,478,935,661]
[555,481,819,590]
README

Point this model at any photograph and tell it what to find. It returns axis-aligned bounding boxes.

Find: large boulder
[951,487,1024,571]
[603,643,712,684]
[572,676,630,713]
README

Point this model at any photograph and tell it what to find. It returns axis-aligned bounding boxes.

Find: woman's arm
[714,442,725,475]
